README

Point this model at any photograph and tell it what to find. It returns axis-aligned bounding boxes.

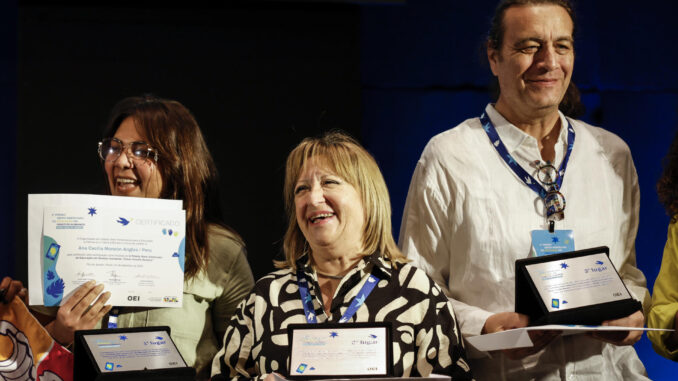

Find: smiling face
[104,116,163,198]
[488,4,574,119]
[293,159,365,257]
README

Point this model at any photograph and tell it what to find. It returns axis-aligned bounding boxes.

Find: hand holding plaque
[590,309,644,346]
[483,312,561,359]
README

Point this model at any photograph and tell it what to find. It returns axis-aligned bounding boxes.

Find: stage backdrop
[3,0,678,379]
[14,2,361,281]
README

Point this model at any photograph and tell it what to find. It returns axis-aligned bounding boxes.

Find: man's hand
[590,310,644,346]
[46,280,112,346]
[0,277,27,304]
[483,312,529,334]
[483,312,561,360]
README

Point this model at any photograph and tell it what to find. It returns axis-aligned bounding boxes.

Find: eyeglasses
[97,138,158,163]
[535,162,566,221]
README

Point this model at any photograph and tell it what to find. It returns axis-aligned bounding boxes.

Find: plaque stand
[73,326,195,381]
[515,246,642,326]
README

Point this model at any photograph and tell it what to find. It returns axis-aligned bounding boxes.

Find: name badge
[531,229,574,257]
[287,322,393,379]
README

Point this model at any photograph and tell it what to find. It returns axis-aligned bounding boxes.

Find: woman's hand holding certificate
[45,280,112,346]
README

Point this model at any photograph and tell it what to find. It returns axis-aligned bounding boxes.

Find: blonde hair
[278,131,407,269]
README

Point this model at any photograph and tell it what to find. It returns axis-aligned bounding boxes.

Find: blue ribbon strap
[479,112,575,201]
[297,269,380,324]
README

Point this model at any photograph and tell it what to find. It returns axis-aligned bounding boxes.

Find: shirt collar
[295,252,393,281]
[485,103,570,155]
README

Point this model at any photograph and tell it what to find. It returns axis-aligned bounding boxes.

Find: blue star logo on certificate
[105,362,114,371]
[560,262,569,269]
[119,335,127,341]
[551,236,559,243]
[88,207,97,216]
[329,331,338,338]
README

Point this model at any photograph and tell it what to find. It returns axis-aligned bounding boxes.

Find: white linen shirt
[399,104,651,380]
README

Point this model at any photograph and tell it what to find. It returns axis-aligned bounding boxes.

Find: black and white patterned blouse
[211,253,474,380]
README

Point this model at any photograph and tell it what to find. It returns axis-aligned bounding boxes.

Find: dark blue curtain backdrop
[3,0,678,378]
[0,2,17,282]
[361,0,678,379]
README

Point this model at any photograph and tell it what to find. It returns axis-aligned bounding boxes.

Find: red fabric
[36,341,74,380]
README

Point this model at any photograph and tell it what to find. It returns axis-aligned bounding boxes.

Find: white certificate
[466,325,674,352]
[524,252,630,312]
[28,194,184,307]
[289,325,390,378]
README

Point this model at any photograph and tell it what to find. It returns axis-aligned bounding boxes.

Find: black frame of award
[73,326,195,381]
[515,246,642,326]
[286,322,394,380]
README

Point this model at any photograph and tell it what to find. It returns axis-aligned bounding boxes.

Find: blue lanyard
[479,112,575,199]
[297,269,380,324]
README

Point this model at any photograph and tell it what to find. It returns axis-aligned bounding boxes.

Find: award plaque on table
[287,322,393,380]
[515,246,642,326]
[73,326,195,381]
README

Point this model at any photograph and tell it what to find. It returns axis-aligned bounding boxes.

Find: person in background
[648,130,678,361]
[399,0,650,379]
[34,95,255,379]
[211,131,473,380]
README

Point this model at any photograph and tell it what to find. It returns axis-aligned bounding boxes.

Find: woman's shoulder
[249,267,296,295]
[199,224,253,285]
[207,224,246,260]
[388,262,446,300]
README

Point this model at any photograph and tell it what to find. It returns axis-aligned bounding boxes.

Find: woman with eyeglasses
[35,95,255,378]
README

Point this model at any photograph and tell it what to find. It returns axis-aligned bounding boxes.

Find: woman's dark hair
[486,0,585,118]
[658,130,678,221]
[102,94,238,279]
